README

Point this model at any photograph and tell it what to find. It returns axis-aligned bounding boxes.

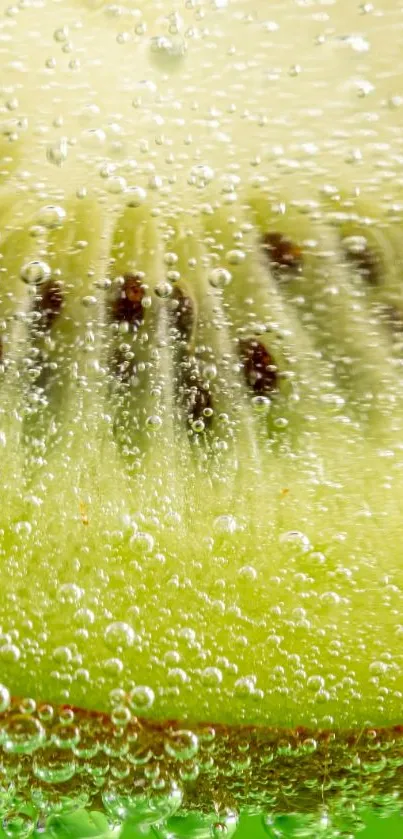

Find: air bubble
[0,684,11,713]
[0,645,21,663]
[252,394,271,413]
[1,117,28,138]
[57,583,83,605]
[103,778,182,824]
[52,646,72,664]
[369,660,388,675]
[105,621,136,651]
[164,252,178,267]
[104,657,124,675]
[81,128,106,148]
[106,175,127,194]
[133,531,154,552]
[188,164,215,188]
[127,685,155,711]
[234,677,256,698]
[155,281,173,298]
[214,514,237,534]
[2,811,35,839]
[3,714,45,755]
[226,249,246,265]
[167,668,189,685]
[164,729,199,761]
[51,722,80,749]
[20,260,51,286]
[33,751,76,784]
[146,415,162,430]
[192,418,205,433]
[81,295,97,308]
[307,675,325,691]
[73,607,95,626]
[149,34,187,68]
[37,204,66,229]
[209,268,232,289]
[14,521,31,536]
[54,25,69,42]
[279,531,311,551]
[238,565,257,581]
[111,705,131,727]
[201,667,223,687]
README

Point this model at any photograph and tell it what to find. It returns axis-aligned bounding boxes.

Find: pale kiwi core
[0,0,403,738]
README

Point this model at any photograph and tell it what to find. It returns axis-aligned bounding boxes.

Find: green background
[4,807,399,839]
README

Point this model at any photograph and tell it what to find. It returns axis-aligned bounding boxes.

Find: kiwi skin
[1,0,403,834]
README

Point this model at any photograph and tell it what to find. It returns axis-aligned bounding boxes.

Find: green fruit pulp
[0,198,403,730]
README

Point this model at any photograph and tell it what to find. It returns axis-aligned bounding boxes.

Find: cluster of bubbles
[0,686,402,838]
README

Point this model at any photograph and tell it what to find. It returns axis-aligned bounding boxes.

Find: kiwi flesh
[1,0,403,836]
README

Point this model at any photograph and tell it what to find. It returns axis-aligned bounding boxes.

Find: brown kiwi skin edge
[4,695,403,816]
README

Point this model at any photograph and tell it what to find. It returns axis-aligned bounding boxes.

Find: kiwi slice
[1,0,403,837]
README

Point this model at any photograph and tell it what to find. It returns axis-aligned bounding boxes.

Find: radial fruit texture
[1,0,403,837]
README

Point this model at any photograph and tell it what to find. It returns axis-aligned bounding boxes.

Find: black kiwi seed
[378,304,403,335]
[261,232,303,280]
[341,238,382,287]
[34,279,65,331]
[110,273,145,327]
[239,338,279,396]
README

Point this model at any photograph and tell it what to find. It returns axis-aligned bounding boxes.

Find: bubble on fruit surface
[46,138,68,167]
[234,677,256,698]
[106,175,127,195]
[36,205,66,230]
[33,750,77,784]
[279,531,311,552]
[167,667,189,687]
[200,667,223,687]
[0,685,11,713]
[213,514,237,534]
[105,621,137,651]
[0,645,21,663]
[307,675,325,692]
[149,34,187,70]
[127,685,155,711]
[81,128,106,148]
[208,268,232,289]
[2,811,35,839]
[56,584,83,605]
[238,564,258,582]
[211,811,239,839]
[262,811,332,837]
[2,715,45,755]
[126,182,146,213]
[164,729,199,761]
[155,281,173,299]
[188,165,215,189]
[20,261,51,286]
[50,721,80,749]
[146,414,163,431]
[226,249,245,266]
[102,778,183,824]
[73,607,94,626]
